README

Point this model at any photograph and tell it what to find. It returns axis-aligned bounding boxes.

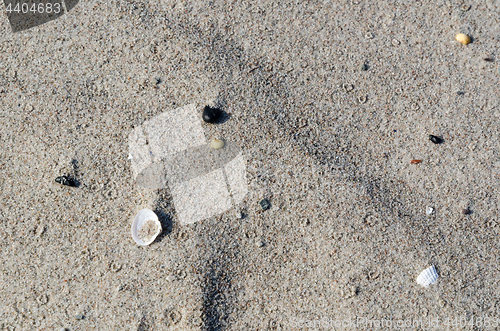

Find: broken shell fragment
[410,159,422,164]
[209,139,225,150]
[131,209,162,246]
[456,33,471,45]
[416,266,439,287]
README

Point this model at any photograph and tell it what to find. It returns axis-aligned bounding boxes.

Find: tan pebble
[456,33,471,45]
[209,139,224,149]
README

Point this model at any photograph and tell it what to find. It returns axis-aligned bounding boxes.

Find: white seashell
[416,266,439,287]
[426,207,434,215]
[131,209,162,246]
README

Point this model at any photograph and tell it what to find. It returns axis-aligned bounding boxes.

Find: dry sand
[0,0,499,330]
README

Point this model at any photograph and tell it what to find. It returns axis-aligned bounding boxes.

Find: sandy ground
[0,0,499,330]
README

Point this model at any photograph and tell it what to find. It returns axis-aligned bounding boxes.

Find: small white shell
[417,266,439,287]
[131,209,162,246]
[426,207,434,215]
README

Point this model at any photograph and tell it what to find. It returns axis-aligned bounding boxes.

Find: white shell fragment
[426,207,434,215]
[417,266,439,287]
[131,209,162,246]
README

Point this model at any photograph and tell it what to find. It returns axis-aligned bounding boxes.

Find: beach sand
[0,0,499,329]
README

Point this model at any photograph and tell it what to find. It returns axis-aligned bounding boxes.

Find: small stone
[255,239,264,247]
[410,159,422,164]
[75,314,85,320]
[359,63,368,71]
[209,139,224,150]
[460,4,471,11]
[392,39,401,46]
[456,33,471,45]
[35,224,46,237]
[259,198,271,211]
[202,106,224,123]
[166,275,176,282]
[426,207,434,215]
[55,176,79,187]
[429,135,443,144]
[462,208,471,215]
[364,32,374,39]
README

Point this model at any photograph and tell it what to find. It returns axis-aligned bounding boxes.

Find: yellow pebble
[456,33,471,45]
[209,139,224,150]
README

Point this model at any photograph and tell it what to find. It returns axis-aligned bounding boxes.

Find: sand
[0,0,499,330]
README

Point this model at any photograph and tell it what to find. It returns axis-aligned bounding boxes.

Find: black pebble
[429,135,443,144]
[259,199,271,211]
[55,176,79,187]
[202,106,223,124]
[462,208,471,215]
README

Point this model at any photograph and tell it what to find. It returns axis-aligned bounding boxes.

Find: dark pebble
[462,208,471,215]
[259,199,271,211]
[75,314,85,320]
[55,176,79,187]
[429,135,443,144]
[359,63,368,71]
[202,106,224,124]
